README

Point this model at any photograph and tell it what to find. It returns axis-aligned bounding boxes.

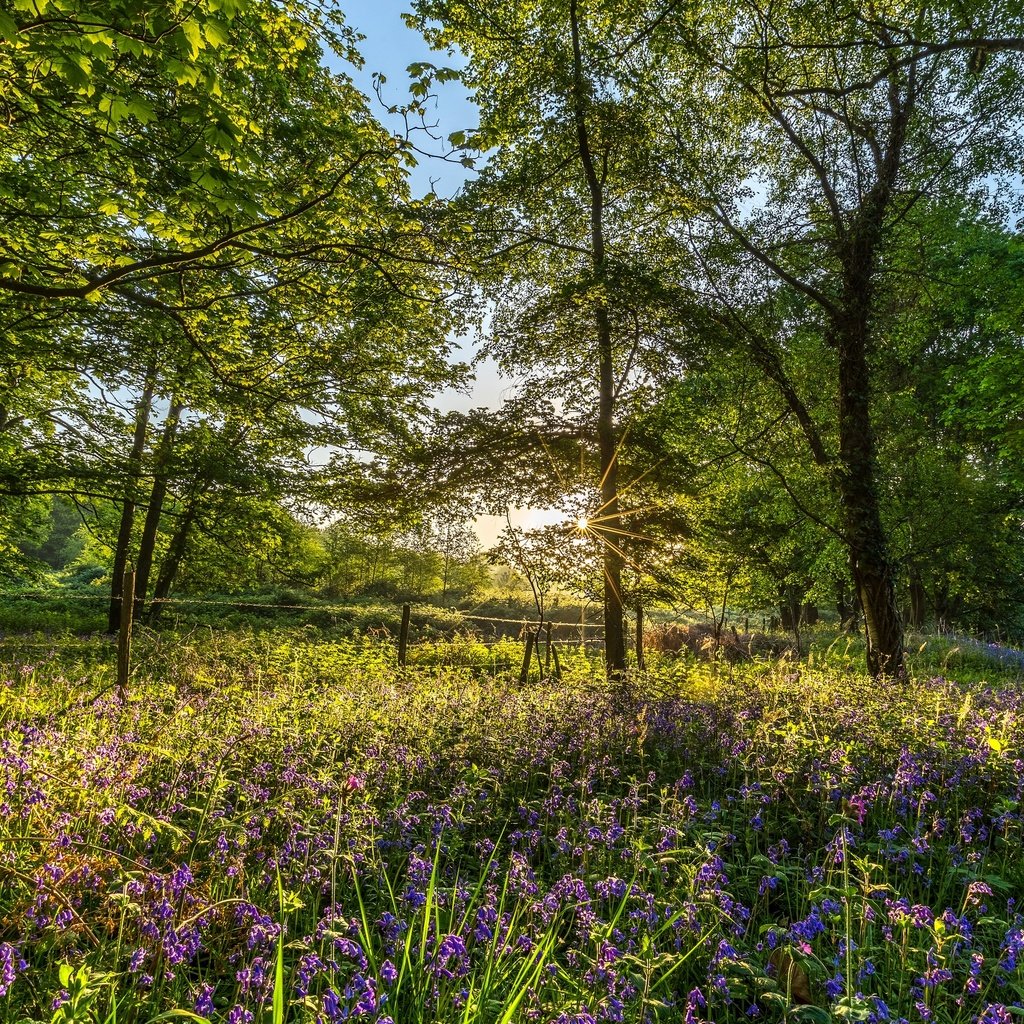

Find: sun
[575,516,590,531]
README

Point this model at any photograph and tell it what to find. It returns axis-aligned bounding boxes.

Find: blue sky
[328,5,560,542]
[341,2,477,199]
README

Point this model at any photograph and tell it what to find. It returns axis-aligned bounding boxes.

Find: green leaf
[145,1012,213,1023]
[204,20,231,48]
[181,20,204,58]
[792,1009,834,1024]
[0,11,18,42]
[128,98,155,124]
[54,56,90,90]
[108,99,131,124]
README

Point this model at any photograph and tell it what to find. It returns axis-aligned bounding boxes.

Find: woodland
[2,1,1024,676]
[5,4,1024,1022]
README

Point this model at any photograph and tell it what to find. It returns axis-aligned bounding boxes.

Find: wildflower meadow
[0,632,1022,1024]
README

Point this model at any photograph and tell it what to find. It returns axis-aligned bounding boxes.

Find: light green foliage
[0,0,374,296]
[320,513,487,604]
[0,0,466,610]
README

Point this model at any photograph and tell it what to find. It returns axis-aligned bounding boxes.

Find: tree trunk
[834,309,905,677]
[569,0,625,679]
[932,583,962,634]
[149,500,199,621]
[635,597,646,672]
[908,575,927,629]
[597,315,627,677]
[441,535,451,607]
[134,396,184,622]
[779,602,794,631]
[836,582,850,629]
[778,584,802,632]
[830,84,911,678]
[107,364,156,634]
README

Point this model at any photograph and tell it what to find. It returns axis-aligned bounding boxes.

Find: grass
[0,589,480,641]
[0,630,1022,1023]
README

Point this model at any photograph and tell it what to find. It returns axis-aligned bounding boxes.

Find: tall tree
[0,0,467,604]
[651,0,1024,674]
[411,0,689,679]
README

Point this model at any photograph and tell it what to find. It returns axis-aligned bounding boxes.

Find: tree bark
[908,574,927,629]
[569,0,626,679]
[833,307,905,676]
[778,583,803,632]
[932,582,962,633]
[107,364,156,634]
[597,312,627,677]
[134,396,184,622]
[148,500,200,621]
[634,598,646,672]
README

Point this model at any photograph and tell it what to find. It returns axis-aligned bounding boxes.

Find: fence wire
[0,589,606,653]
[1,590,595,626]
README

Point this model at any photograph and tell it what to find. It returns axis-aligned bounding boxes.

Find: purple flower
[965,881,993,906]
[194,983,215,1017]
[868,996,891,1022]
[322,988,342,1022]
[978,1007,1014,1024]
[684,987,706,1024]
[0,944,26,997]
[170,863,194,896]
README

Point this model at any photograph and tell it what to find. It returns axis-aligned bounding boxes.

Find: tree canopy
[2,0,1023,677]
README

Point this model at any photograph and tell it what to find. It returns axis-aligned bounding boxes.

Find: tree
[429,509,483,606]
[410,0,691,679]
[647,0,1024,674]
[0,0,468,616]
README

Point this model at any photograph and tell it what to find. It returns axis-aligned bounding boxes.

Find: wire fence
[0,589,610,689]
[5,591,1024,677]
[0,589,607,651]
[0,590,593,625]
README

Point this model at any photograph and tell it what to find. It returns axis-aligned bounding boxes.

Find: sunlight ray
[592,531,652,578]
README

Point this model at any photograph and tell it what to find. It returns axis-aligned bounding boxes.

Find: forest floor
[0,631,1022,1023]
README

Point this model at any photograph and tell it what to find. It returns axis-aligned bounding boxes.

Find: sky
[330,4,565,545]
[343,1,476,200]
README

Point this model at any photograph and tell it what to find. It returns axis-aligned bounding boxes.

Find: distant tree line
[15,496,489,610]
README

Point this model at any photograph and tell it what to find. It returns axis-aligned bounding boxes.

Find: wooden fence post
[117,566,135,696]
[519,633,534,684]
[635,599,646,673]
[398,603,411,667]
